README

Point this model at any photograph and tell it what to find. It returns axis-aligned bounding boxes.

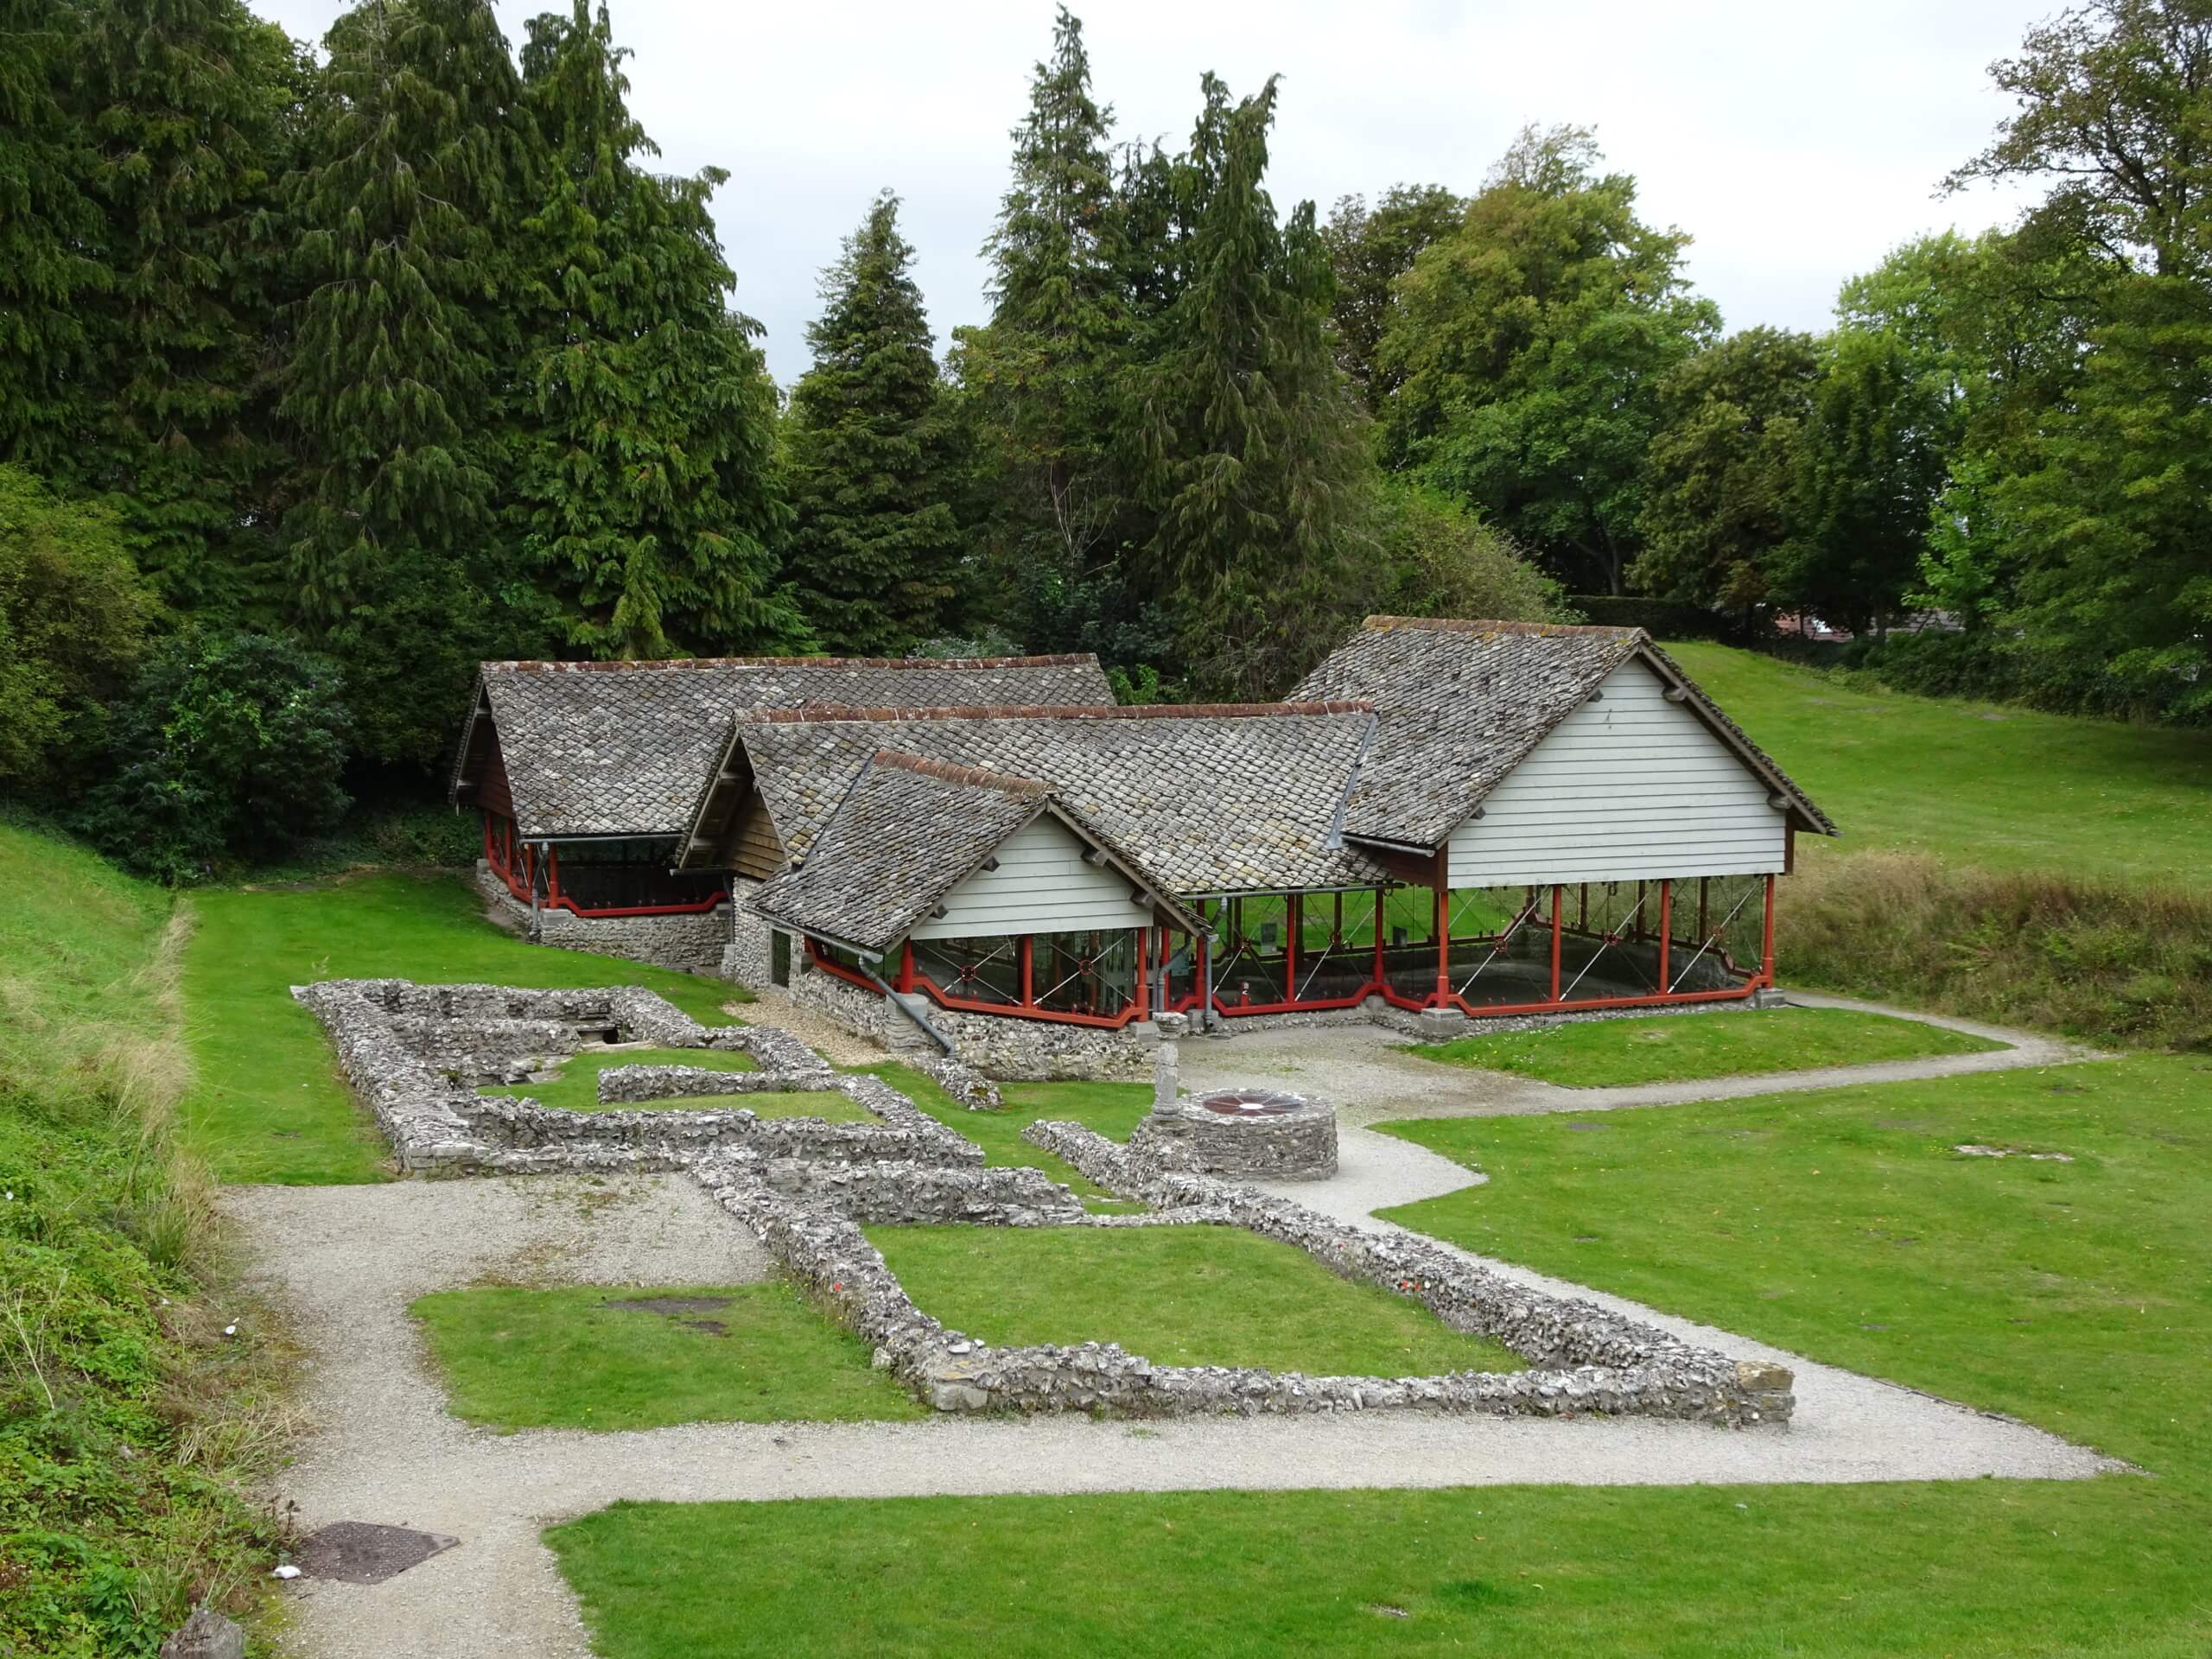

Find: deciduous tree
[1380,125,1718,594]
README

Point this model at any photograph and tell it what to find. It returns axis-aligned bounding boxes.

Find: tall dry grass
[1779,852,2212,1051]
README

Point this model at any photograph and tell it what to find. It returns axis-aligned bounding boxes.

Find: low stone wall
[916,1053,1003,1111]
[288,978,970,1174]
[475,865,732,976]
[698,1157,1789,1424]
[1130,1092,1338,1181]
[787,961,1151,1082]
[756,1158,1083,1224]
[1020,1120,1794,1422]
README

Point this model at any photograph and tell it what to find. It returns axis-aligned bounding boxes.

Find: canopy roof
[1288,618,1836,849]
[449,654,1113,839]
[748,752,1200,956]
[684,702,1384,899]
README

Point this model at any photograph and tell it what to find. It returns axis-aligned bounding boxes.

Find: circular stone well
[1129,1087,1338,1181]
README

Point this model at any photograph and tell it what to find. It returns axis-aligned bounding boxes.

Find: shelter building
[454,620,1834,1074]
[447,653,1112,973]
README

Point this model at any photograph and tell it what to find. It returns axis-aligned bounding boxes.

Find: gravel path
[229,1133,2122,1657]
[1178,989,2099,1129]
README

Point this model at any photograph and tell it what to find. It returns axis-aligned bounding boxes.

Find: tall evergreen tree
[278,0,531,764]
[69,0,302,608]
[781,190,964,654]
[1132,74,1370,697]
[952,6,1147,660]
[508,2,802,658]
[0,0,107,474]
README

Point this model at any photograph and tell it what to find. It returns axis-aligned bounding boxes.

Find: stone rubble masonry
[721,878,780,988]
[288,980,976,1175]
[1130,1092,1339,1182]
[292,974,1791,1428]
[755,1157,1084,1225]
[476,863,729,976]
[917,1053,1004,1111]
[696,1153,1789,1425]
[1018,1120,1795,1426]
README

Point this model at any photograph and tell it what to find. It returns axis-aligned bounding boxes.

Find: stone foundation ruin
[293,977,1792,1428]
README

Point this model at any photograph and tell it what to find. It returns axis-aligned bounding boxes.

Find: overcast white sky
[254,0,2051,384]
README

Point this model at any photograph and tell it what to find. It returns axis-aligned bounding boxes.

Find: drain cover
[293,1521,460,1585]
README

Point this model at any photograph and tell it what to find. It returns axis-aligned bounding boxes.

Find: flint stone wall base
[1131,1093,1338,1181]
[475,866,731,976]
[289,979,970,1174]
[1019,1120,1795,1427]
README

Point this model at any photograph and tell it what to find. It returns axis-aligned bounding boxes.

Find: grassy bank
[1778,852,2212,1051]
[0,823,280,1655]
[549,1055,2211,1657]
[181,873,746,1184]
[1410,1004,2001,1086]
[1663,643,2211,887]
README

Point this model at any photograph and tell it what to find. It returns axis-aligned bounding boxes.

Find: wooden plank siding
[1446,659,1788,886]
[728,793,785,881]
[911,816,1154,941]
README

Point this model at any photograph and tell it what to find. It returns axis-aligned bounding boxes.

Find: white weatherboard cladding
[1446,659,1787,886]
[912,815,1154,941]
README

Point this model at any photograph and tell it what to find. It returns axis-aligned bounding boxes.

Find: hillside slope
[1664,643,2210,887]
[0,822,276,1653]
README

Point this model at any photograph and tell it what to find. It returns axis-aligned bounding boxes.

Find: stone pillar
[1152,1011,1187,1112]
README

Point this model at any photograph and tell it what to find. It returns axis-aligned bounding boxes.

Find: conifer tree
[69,0,302,607]
[0,0,107,473]
[1133,74,1370,696]
[781,190,964,654]
[278,0,531,764]
[509,1,802,658]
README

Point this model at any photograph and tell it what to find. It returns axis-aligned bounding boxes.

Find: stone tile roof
[748,753,1194,953]
[1290,617,1835,847]
[721,703,1386,899]
[449,655,1114,839]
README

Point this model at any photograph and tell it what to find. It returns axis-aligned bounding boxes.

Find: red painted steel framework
[482,814,729,918]
[804,871,1778,1027]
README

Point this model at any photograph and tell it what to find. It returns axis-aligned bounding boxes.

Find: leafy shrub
[1367,482,1565,626]
[0,467,162,788]
[80,631,353,883]
[1846,627,2206,725]
[1779,851,2212,1051]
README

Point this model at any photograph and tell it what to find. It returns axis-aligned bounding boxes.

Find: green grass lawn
[471,1047,874,1120]
[854,1064,1151,1208]
[1410,1005,2003,1087]
[1666,642,2212,887]
[474,1047,758,1110]
[181,873,745,1184]
[550,1054,2212,1658]
[410,1282,923,1430]
[864,1224,1525,1376]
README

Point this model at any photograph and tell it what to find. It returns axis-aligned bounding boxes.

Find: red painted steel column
[1548,884,1564,1002]
[1699,876,1710,941]
[548,846,561,903]
[1019,936,1034,1007]
[1285,893,1300,1003]
[897,940,914,994]
[1135,926,1150,1019]
[1433,849,1450,1000]
[1760,874,1777,983]
[1657,880,1671,992]
[1372,886,1386,990]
